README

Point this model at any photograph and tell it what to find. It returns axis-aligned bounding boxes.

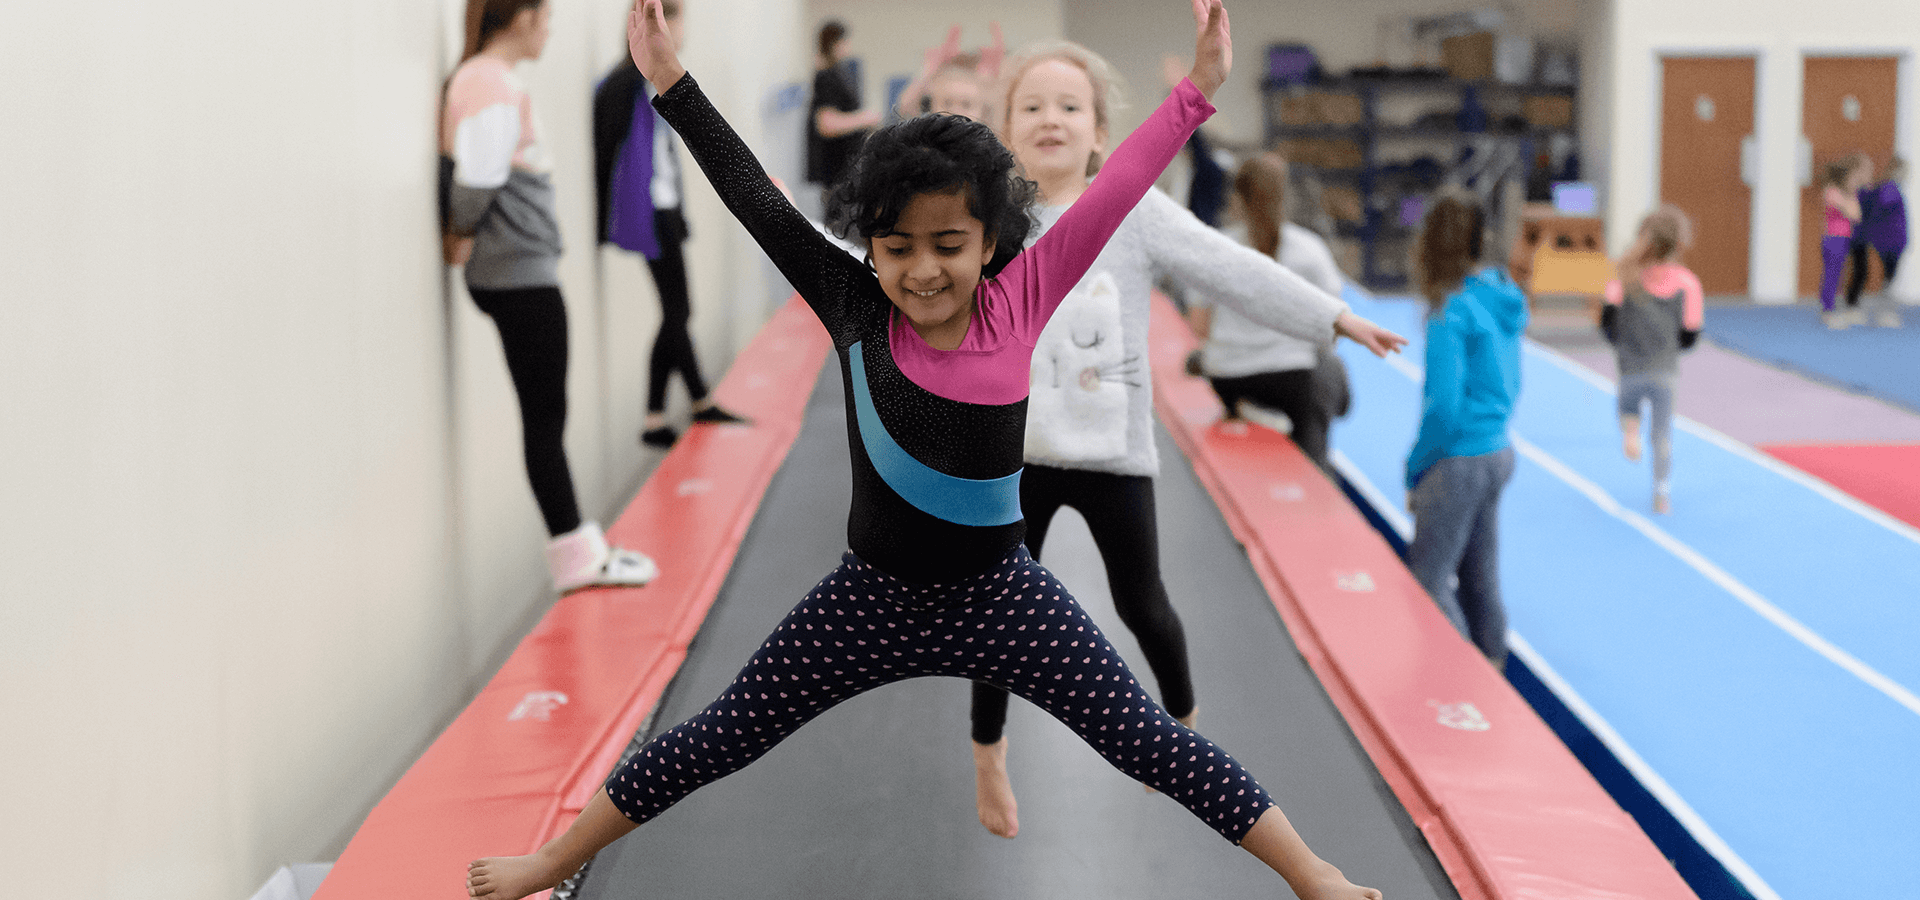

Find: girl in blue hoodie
[1404,191,1528,667]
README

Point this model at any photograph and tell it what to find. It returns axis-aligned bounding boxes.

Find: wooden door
[1799,57,1899,297]
[1661,57,1755,295]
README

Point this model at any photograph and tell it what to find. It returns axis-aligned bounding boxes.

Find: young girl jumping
[1602,205,1703,515]
[466,3,1383,898]
[969,38,1404,840]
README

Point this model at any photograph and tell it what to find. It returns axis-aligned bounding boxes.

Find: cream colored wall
[0,0,805,898]
[1605,0,1919,301]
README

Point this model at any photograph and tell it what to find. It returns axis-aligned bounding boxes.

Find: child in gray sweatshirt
[1601,205,1704,515]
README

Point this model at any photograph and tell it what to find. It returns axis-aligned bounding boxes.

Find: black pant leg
[644,209,708,413]
[970,466,1070,744]
[1209,369,1330,471]
[1071,471,1196,719]
[471,286,582,537]
[1846,241,1871,306]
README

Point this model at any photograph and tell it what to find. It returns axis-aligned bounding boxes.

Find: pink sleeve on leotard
[983,78,1215,341]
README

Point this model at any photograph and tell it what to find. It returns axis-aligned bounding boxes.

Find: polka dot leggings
[605,547,1277,843]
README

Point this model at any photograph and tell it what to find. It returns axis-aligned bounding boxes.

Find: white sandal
[546,521,658,592]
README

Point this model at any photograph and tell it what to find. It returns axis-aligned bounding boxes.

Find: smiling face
[869,188,996,350]
[1005,58,1107,192]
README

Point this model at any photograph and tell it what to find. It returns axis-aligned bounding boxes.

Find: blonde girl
[1602,205,1703,514]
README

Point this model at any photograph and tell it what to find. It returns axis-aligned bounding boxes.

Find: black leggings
[971,466,1193,744]
[1845,241,1905,306]
[470,286,582,537]
[644,210,710,413]
[1206,368,1329,471]
[607,549,1277,843]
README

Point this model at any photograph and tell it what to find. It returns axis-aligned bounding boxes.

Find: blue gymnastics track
[1328,287,1920,900]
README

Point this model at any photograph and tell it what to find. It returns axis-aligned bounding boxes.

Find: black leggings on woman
[970,466,1194,745]
[644,210,710,414]
[470,286,582,537]
[1206,368,1329,471]
[607,548,1276,843]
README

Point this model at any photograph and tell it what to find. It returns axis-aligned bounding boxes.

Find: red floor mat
[1759,443,1920,531]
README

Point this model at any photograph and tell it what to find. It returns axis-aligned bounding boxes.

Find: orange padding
[1150,296,1693,900]
[314,297,831,900]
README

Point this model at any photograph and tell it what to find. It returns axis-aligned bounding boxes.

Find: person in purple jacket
[1848,156,1908,328]
[593,0,747,448]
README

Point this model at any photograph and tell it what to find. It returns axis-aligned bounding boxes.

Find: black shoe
[640,426,677,448]
[690,405,749,426]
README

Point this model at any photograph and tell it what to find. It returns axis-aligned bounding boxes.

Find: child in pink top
[1819,154,1870,327]
[1602,205,1704,514]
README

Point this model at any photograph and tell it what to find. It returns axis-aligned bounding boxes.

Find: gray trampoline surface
[579,369,1459,899]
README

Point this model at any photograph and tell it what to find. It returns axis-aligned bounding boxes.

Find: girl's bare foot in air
[467,850,570,900]
[1620,416,1642,461]
[973,737,1019,838]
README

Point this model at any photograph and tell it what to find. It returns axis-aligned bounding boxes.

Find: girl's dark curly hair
[826,113,1038,278]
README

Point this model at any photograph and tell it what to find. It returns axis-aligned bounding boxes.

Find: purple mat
[1556,343,1920,446]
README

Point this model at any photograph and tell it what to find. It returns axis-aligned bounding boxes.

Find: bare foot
[1620,418,1642,462]
[973,737,1019,838]
[1652,492,1671,515]
[467,851,570,900]
[1287,858,1384,900]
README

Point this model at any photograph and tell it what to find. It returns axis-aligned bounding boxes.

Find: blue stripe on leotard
[849,341,1022,526]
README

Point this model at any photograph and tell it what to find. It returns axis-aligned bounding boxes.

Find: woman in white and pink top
[442,0,657,592]
[1601,205,1704,514]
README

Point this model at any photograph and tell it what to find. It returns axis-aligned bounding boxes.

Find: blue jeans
[1408,447,1516,666]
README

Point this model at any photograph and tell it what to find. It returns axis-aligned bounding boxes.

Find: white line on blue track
[1330,450,1785,900]
[1373,337,1920,717]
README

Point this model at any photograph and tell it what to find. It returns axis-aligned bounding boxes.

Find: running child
[1601,204,1703,515]
[466,2,1384,899]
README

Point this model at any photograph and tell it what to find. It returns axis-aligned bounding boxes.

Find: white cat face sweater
[1025,187,1346,476]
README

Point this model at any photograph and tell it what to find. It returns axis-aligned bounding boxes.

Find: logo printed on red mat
[677,479,715,496]
[1270,483,1305,502]
[1429,700,1491,731]
[1334,571,1375,592]
[509,691,569,722]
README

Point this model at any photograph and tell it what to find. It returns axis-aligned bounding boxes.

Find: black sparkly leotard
[599,73,1278,844]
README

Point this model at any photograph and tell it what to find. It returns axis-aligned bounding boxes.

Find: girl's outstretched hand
[628,0,686,93]
[924,24,962,74]
[1186,0,1231,99]
[977,22,1006,78]
[1334,311,1409,358]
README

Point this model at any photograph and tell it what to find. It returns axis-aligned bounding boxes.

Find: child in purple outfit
[1848,156,1908,328]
